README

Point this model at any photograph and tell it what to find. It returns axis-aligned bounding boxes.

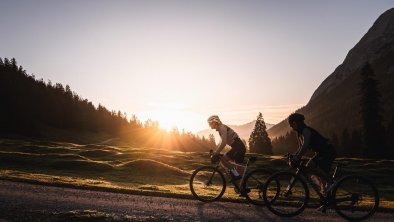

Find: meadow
[0,138,393,210]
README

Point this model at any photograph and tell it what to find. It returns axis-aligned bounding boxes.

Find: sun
[140,104,205,132]
[153,108,180,131]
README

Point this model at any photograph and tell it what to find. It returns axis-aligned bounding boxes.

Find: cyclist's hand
[289,155,299,168]
[211,152,220,164]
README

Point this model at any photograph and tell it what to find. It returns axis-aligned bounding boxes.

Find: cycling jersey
[215,124,239,153]
[294,126,337,171]
[215,124,246,163]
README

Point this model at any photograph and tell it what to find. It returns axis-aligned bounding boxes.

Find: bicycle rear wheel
[263,171,309,217]
[332,175,379,221]
[189,166,226,202]
[243,169,277,205]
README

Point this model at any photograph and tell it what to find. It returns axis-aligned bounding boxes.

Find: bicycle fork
[284,169,300,197]
[205,167,218,186]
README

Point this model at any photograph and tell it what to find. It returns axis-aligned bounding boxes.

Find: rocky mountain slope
[268,8,394,139]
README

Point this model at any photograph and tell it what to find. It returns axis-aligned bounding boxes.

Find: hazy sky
[1,1,393,132]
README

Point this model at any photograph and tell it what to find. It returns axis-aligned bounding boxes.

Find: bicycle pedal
[230,176,241,182]
[243,187,251,193]
[316,205,327,213]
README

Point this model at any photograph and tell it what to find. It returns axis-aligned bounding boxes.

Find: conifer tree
[341,128,351,156]
[208,134,216,149]
[248,112,272,154]
[331,133,339,151]
[4,58,10,66]
[11,58,17,70]
[350,129,363,157]
[387,115,394,159]
[359,62,386,158]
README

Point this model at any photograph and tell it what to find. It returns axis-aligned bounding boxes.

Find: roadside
[1,180,393,222]
[0,174,394,213]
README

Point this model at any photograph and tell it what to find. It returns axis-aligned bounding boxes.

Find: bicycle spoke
[243,169,271,205]
[190,166,226,202]
[333,175,379,221]
[263,172,309,217]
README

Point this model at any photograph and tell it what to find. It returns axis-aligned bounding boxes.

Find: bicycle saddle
[248,156,257,163]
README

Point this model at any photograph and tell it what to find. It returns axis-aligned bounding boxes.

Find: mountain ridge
[268,8,394,141]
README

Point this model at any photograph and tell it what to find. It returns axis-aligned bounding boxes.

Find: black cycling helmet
[288,113,305,124]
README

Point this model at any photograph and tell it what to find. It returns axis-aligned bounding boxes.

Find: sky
[1,0,393,132]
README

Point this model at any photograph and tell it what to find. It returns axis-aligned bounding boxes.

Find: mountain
[197,120,274,143]
[268,8,394,142]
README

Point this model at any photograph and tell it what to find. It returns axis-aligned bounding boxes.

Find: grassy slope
[0,138,393,209]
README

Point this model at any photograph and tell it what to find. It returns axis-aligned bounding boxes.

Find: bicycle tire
[243,168,277,206]
[332,175,379,221]
[189,166,226,202]
[263,171,309,217]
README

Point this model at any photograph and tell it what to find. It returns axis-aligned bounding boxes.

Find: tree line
[0,57,215,152]
[271,63,394,159]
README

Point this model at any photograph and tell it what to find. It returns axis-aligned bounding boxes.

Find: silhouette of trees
[0,57,214,152]
[350,129,363,157]
[359,62,386,158]
[248,112,272,154]
[387,115,394,158]
[208,134,216,148]
[271,131,298,153]
[341,128,351,156]
[331,133,340,152]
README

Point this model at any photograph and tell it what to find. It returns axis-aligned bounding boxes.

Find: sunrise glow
[136,103,205,132]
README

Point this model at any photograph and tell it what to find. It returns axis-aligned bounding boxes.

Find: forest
[0,57,215,152]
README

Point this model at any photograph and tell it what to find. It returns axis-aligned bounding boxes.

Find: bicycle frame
[292,165,327,200]
[286,163,359,207]
[213,156,255,191]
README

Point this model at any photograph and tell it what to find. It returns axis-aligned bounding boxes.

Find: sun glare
[138,104,205,133]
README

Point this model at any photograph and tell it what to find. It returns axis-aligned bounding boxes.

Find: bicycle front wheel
[243,169,276,206]
[263,171,309,217]
[189,166,226,202]
[332,175,379,221]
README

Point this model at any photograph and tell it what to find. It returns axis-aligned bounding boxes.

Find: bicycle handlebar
[209,149,223,164]
[281,152,308,169]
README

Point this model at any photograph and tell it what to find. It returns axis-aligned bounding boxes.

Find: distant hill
[268,8,394,145]
[197,120,274,144]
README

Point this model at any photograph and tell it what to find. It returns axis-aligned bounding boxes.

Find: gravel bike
[263,153,379,221]
[190,150,279,205]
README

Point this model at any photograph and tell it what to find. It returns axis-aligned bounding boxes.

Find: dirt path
[0,180,391,221]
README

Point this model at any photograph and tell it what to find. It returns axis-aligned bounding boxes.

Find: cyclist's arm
[293,128,311,162]
[214,125,227,155]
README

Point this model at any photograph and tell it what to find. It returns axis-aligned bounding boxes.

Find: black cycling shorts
[312,145,337,174]
[225,138,246,164]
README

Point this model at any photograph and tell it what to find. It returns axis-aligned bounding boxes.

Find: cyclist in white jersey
[208,115,246,182]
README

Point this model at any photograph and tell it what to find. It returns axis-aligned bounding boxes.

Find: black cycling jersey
[296,126,336,158]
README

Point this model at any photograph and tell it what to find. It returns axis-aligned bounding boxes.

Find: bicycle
[262,153,379,221]
[189,150,279,205]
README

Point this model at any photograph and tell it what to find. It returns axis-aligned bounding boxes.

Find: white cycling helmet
[207,115,221,124]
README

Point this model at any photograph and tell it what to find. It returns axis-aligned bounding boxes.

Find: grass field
[0,138,393,209]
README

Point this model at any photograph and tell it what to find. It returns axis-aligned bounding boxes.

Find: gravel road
[0,180,392,221]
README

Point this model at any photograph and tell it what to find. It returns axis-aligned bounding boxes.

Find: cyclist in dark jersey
[288,113,337,194]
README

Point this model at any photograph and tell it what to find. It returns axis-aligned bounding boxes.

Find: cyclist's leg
[225,147,246,176]
[306,159,327,193]
[219,154,234,171]
[228,139,246,175]
[305,156,334,194]
[219,154,244,175]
